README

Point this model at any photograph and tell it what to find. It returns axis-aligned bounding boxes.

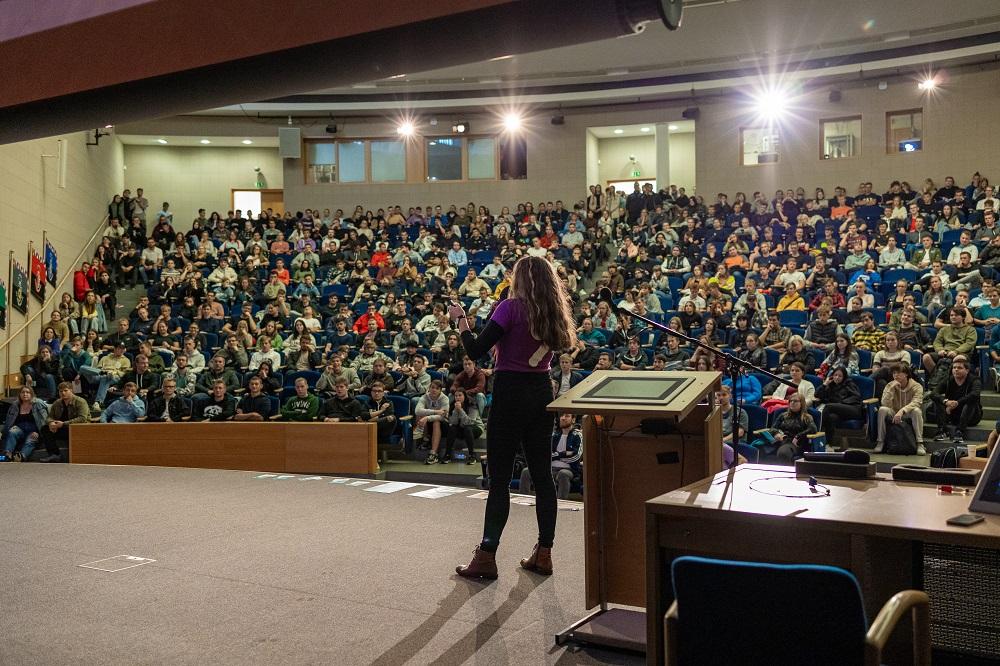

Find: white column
[654,124,671,192]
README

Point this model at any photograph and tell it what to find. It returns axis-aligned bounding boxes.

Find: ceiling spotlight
[199,139,211,144]
[452,122,469,134]
[325,124,338,134]
[918,78,936,91]
[104,124,114,129]
[156,138,168,144]
[640,127,651,132]
[242,139,253,145]
[752,84,790,123]
[551,115,565,126]
[877,81,888,91]
[503,113,522,132]
[613,128,624,134]
[396,121,416,136]
[668,125,678,131]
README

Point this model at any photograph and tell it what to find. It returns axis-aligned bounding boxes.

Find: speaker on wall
[681,107,699,120]
[278,127,301,159]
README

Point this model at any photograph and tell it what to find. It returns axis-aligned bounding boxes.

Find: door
[231,189,284,218]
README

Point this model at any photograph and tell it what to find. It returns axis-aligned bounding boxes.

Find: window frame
[819,115,862,161]
[739,126,781,167]
[885,108,923,155]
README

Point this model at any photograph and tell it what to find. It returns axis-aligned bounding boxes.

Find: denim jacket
[2,399,49,434]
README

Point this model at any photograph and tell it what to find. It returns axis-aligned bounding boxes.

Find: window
[887,109,922,153]
[740,127,780,166]
[499,134,527,180]
[821,116,861,159]
[426,138,463,181]
[371,140,406,182]
[338,141,366,182]
[306,142,336,183]
[468,138,496,179]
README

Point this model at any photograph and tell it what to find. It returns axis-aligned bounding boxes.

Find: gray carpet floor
[0,464,640,665]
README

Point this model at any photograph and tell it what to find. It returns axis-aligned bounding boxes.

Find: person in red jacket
[352,302,386,336]
[73,262,96,302]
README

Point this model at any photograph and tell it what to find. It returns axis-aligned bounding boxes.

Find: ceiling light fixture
[199,139,211,144]
[503,113,522,132]
[640,127,651,132]
[613,128,624,134]
[156,138,168,144]
[242,139,253,145]
[918,77,936,91]
[668,124,679,131]
[396,121,416,136]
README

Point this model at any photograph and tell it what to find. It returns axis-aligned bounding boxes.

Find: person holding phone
[449,256,576,580]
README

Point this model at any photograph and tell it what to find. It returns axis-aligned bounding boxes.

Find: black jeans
[822,403,866,444]
[40,424,70,458]
[481,372,557,552]
[444,423,483,459]
[932,402,983,432]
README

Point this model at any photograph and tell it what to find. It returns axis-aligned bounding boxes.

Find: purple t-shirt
[490,298,553,373]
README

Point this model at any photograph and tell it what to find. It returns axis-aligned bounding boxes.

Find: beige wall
[123,146,284,224]
[0,131,124,380]
[597,136,656,185]
[693,67,1000,197]
[668,131,696,193]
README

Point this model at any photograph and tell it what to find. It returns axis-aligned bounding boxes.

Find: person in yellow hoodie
[776,282,806,311]
[874,363,925,455]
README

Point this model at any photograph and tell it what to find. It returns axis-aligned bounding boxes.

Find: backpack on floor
[930,446,967,468]
[884,421,918,455]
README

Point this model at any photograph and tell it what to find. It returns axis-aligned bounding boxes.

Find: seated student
[111,353,161,404]
[923,307,977,375]
[234,376,273,421]
[737,333,766,369]
[21,346,61,401]
[803,307,842,353]
[814,366,864,449]
[519,412,582,500]
[416,380,451,465]
[316,355,361,395]
[874,364,925,455]
[278,378,321,421]
[442,387,485,464]
[248,335,282,371]
[2,386,48,462]
[775,282,806,311]
[928,357,983,444]
[361,358,396,396]
[779,336,815,375]
[217,335,249,371]
[762,361,815,412]
[193,380,237,421]
[819,333,861,377]
[659,335,691,369]
[616,337,647,370]
[99,382,146,423]
[549,353,583,398]
[365,382,397,445]
[718,385,748,468]
[144,377,189,422]
[318,378,365,422]
[851,312,886,353]
[722,373,763,405]
[754,394,817,464]
[195,355,241,395]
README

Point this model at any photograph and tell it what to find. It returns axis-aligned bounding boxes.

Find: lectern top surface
[547,370,722,417]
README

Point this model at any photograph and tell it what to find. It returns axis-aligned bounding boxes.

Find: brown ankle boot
[456,546,498,580]
[519,543,553,575]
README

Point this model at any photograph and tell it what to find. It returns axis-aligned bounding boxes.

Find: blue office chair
[665,556,930,666]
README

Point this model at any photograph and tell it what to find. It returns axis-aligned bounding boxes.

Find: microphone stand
[599,289,796,466]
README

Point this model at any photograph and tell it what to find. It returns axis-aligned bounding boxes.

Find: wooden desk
[645,465,1000,665]
[70,422,378,475]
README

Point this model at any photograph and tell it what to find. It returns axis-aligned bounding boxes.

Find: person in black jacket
[319,379,364,422]
[928,357,983,444]
[194,380,237,421]
[814,366,865,450]
[234,376,272,421]
[144,377,189,422]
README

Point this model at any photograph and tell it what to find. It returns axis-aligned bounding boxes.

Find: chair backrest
[851,374,875,400]
[743,405,768,433]
[670,556,867,666]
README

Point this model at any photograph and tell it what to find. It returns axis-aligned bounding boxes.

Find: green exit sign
[631,169,641,177]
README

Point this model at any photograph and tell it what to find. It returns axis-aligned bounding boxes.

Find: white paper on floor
[364,481,421,494]
[348,480,370,486]
[409,486,469,499]
[330,478,350,484]
[509,494,536,506]
[466,491,490,500]
[79,555,157,572]
[254,474,278,479]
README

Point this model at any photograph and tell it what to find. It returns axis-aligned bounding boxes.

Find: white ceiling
[588,121,695,139]
[195,0,1000,116]
[116,134,278,148]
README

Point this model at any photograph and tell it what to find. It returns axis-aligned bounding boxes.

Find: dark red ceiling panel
[0,0,680,144]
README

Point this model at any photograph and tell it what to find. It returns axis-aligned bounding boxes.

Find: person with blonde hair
[449,255,576,580]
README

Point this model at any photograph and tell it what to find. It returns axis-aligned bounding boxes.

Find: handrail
[1,214,109,355]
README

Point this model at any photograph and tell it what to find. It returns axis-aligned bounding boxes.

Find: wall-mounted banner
[30,248,46,303]
[0,278,6,329]
[44,240,58,287]
[11,259,28,315]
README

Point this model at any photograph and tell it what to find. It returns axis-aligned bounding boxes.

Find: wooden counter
[69,422,378,475]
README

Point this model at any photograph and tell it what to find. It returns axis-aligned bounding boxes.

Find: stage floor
[0,464,639,665]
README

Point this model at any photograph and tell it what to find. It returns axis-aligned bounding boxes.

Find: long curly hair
[509,256,577,351]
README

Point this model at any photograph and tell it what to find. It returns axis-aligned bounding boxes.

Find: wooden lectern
[548,370,723,654]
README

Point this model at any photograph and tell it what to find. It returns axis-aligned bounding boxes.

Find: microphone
[802,449,870,465]
[597,287,620,315]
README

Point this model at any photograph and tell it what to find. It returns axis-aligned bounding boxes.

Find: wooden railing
[2,214,109,389]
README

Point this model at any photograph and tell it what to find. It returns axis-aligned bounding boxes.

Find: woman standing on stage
[449,256,576,580]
